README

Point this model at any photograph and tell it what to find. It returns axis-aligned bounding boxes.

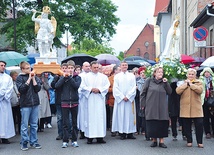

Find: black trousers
[106,104,111,129]
[170,116,178,137]
[109,106,114,130]
[62,106,78,143]
[38,118,45,130]
[203,104,214,135]
[182,117,203,144]
[12,105,21,134]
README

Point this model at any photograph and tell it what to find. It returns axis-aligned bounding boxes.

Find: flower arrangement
[145,60,188,83]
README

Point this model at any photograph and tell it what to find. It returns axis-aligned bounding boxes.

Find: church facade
[124,24,155,60]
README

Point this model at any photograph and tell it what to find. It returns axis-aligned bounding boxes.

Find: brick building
[124,23,155,60]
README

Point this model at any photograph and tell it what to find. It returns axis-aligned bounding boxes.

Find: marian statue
[160,19,180,62]
[32,6,57,57]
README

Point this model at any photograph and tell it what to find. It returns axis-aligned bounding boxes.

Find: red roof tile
[154,0,170,16]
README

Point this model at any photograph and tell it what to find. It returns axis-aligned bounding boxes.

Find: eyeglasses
[23,67,30,70]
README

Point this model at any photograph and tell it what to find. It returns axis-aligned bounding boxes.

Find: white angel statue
[160,19,180,62]
[32,6,57,57]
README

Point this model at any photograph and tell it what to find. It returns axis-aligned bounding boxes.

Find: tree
[117,51,124,60]
[70,38,115,56]
[0,0,10,22]
[0,0,120,53]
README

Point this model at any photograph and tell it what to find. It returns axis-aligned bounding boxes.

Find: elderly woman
[176,68,204,148]
[140,66,172,148]
[199,67,214,139]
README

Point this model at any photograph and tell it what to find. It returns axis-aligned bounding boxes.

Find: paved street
[0,117,213,155]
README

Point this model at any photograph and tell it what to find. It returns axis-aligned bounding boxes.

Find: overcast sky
[110,0,155,55]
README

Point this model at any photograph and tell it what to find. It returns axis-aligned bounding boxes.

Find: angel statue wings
[32,6,57,57]
[160,18,180,62]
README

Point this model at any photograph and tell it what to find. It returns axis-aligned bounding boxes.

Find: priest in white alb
[0,60,15,144]
[77,61,91,139]
[80,61,110,144]
[112,61,137,140]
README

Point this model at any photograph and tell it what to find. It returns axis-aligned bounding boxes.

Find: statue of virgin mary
[160,19,180,62]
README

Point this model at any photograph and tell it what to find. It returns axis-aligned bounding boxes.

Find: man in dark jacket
[16,61,41,151]
[51,63,68,140]
[55,60,81,148]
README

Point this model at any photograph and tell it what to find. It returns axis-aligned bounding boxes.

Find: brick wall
[125,24,155,60]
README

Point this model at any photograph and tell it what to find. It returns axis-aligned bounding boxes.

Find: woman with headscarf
[199,67,214,139]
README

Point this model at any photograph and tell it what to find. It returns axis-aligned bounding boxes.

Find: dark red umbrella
[181,54,195,64]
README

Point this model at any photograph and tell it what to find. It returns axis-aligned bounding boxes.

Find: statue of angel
[32,6,57,57]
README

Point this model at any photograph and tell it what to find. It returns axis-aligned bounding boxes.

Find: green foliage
[145,60,188,83]
[0,0,10,22]
[71,38,114,57]
[117,51,124,60]
[0,0,120,52]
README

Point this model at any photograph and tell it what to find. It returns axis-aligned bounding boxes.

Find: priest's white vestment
[77,71,88,132]
[112,71,137,134]
[81,72,110,138]
[0,73,15,138]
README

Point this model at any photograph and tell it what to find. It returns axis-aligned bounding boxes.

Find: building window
[136,48,140,56]
[144,52,149,59]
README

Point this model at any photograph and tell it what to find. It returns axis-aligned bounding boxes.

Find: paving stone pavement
[0,117,213,155]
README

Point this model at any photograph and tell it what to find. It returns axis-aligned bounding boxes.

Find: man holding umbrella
[0,60,15,144]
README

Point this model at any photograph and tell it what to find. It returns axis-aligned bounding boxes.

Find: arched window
[144,52,149,59]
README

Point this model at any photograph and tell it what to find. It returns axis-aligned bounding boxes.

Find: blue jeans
[56,104,63,137]
[20,105,39,145]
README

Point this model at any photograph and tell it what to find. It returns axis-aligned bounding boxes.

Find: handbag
[206,90,214,107]
[207,97,214,107]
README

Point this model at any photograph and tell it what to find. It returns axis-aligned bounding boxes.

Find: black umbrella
[124,56,149,62]
[196,66,214,77]
[61,53,97,66]
[127,61,142,70]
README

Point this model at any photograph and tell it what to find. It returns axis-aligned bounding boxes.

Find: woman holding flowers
[176,68,204,148]
[140,66,172,148]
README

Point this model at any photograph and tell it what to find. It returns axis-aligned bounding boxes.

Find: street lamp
[12,0,17,51]
[64,23,70,56]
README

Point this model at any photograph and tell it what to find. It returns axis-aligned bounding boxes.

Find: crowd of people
[0,59,214,151]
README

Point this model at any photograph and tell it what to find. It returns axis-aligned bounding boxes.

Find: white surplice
[80,72,110,138]
[77,71,88,132]
[112,71,137,134]
[0,73,15,138]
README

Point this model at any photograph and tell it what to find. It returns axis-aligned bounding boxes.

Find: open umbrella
[147,59,156,66]
[134,60,151,66]
[201,56,214,67]
[27,53,40,65]
[196,66,214,77]
[192,57,205,63]
[181,54,195,64]
[61,53,97,66]
[0,51,29,67]
[127,61,142,70]
[124,56,149,62]
[95,54,120,65]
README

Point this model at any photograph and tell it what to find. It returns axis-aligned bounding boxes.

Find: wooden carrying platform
[32,62,63,75]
